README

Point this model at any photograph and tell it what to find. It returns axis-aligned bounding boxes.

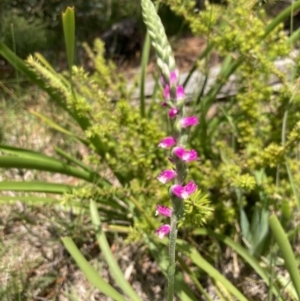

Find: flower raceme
[155,69,199,240]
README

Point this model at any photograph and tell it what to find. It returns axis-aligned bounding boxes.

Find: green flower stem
[167,212,178,301]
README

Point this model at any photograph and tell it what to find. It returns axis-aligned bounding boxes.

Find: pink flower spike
[156,205,172,217]
[176,86,185,101]
[157,169,177,183]
[170,69,179,85]
[173,147,198,162]
[163,85,170,100]
[180,116,199,128]
[169,108,179,118]
[156,224,171,239]
[158,137,176,149]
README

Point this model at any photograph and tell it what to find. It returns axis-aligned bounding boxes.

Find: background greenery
[1,0,300,300]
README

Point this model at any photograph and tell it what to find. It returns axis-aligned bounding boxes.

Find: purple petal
[158,137,176,149]
[173,147,185,159]
[176,86,185,100]
[180,116,199,128]
[156,205,172,217]
[184,181,197,195]
[183,149,198,162]
[171,182,197,199]
[157,170,177,183]
[169,108,179,118]
[156,224,171,239]
[170,69,179,85]
[171,184,185,198]
[174,147,198,162]
[163,85,170,100]
[160,75,166,86]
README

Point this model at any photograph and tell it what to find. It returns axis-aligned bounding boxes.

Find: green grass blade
[140,31,150,118]
[62,237,127,301]
[62,7,75,73]
[0,181,75,194]
[269,214,300,300]
[0,144,109,186]
[263,1,300,39]
[0,144,63,161]
[176,239,249,301]
[177,256,214,301]
[287,27,300,45]
[31,111,88,144]
[0,155,100,184]
[55,146,95,173]
[90,200,142,301]
[193,228,284,300]
[0,196,60,204]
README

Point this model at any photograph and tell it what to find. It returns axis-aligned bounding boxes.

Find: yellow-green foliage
[162,0,300,230]
[24,1,300,237]
[25,39,179,239]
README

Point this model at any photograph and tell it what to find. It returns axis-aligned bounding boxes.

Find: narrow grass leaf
[269,214,300,300]
[140,31,150,118]
[176,239,249,301]
[55,146,96,173]
[0,155,101,184]
[0,196,60,204]
[30,111,88,144]
[62,7,75,73]
[90,200,142,301]
[0,181,75,194]
[62,237,127,301]
[193,228,284,301]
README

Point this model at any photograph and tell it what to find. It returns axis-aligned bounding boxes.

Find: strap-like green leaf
[176,239,249,301]
[62,7,75,73]
[62,237,127,301]
[0,181,74,194]
[0,155,99,184]
[90,200,142,301]
[31,111,87,144]
[269,214,300,300]
[193,228,284,301]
